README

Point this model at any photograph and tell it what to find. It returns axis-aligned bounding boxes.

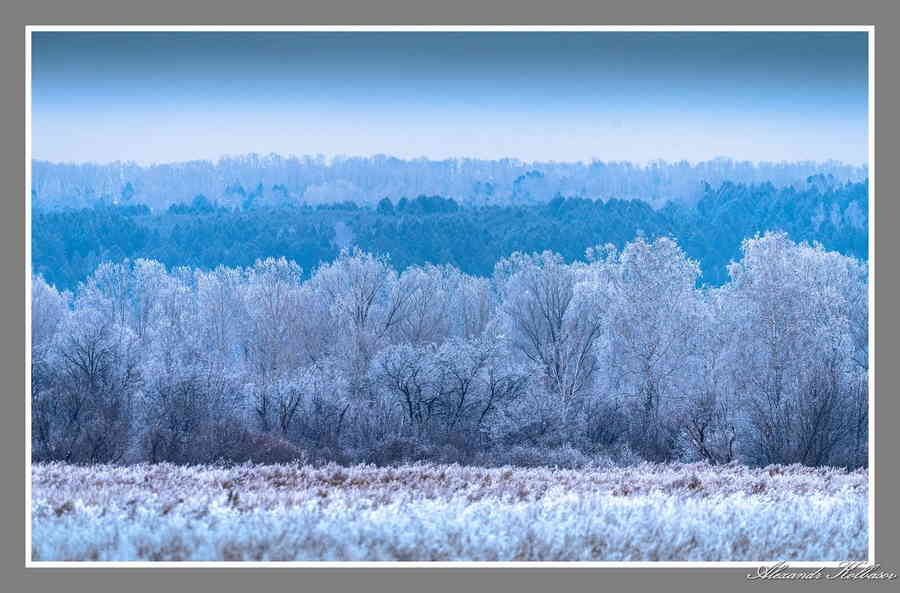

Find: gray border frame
[4,1,898,591]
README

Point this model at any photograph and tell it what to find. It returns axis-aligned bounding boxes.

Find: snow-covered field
[30,461,868,562]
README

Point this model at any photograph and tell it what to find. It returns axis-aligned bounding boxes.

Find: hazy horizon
[30,153,870,169]
[31,31,869,166]
[31,152,869,169]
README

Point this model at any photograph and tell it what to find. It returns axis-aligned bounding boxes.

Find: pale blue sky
[31,31,869,165]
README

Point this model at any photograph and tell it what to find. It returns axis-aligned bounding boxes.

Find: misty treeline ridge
[31,231,868,469]
[32,154,867,210]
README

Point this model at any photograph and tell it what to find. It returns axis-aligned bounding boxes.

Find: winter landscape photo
[28,29,871,562]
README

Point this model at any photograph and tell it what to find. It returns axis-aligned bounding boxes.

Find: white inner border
[25,24,876,569]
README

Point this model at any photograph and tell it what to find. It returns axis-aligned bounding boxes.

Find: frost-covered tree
[307,249,411,398]
[725,231,867,465]
[243,257,304,382]
[495,252,606,416]
[30,276,70,460]
[677,289,738,464]
[604,237,703,460]
[29,231,869,468]
[195,265,247,365]
[48,306,139,463]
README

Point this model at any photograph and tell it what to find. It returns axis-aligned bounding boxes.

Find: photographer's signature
[748,561,897,581]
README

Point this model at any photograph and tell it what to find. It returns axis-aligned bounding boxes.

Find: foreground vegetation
[31,461,868,562]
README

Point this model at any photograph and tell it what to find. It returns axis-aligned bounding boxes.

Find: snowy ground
[30,461,868,562]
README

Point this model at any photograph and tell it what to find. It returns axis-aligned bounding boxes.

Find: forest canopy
[31,233,868,469]
[32,180,868,292]
[30,155,870,469]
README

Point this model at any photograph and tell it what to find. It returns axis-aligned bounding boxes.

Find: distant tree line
[31,232,868,469]
[32,154,866,210]
[32,180,868,292]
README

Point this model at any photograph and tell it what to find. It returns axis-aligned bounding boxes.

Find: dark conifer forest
[32,165,867,292]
